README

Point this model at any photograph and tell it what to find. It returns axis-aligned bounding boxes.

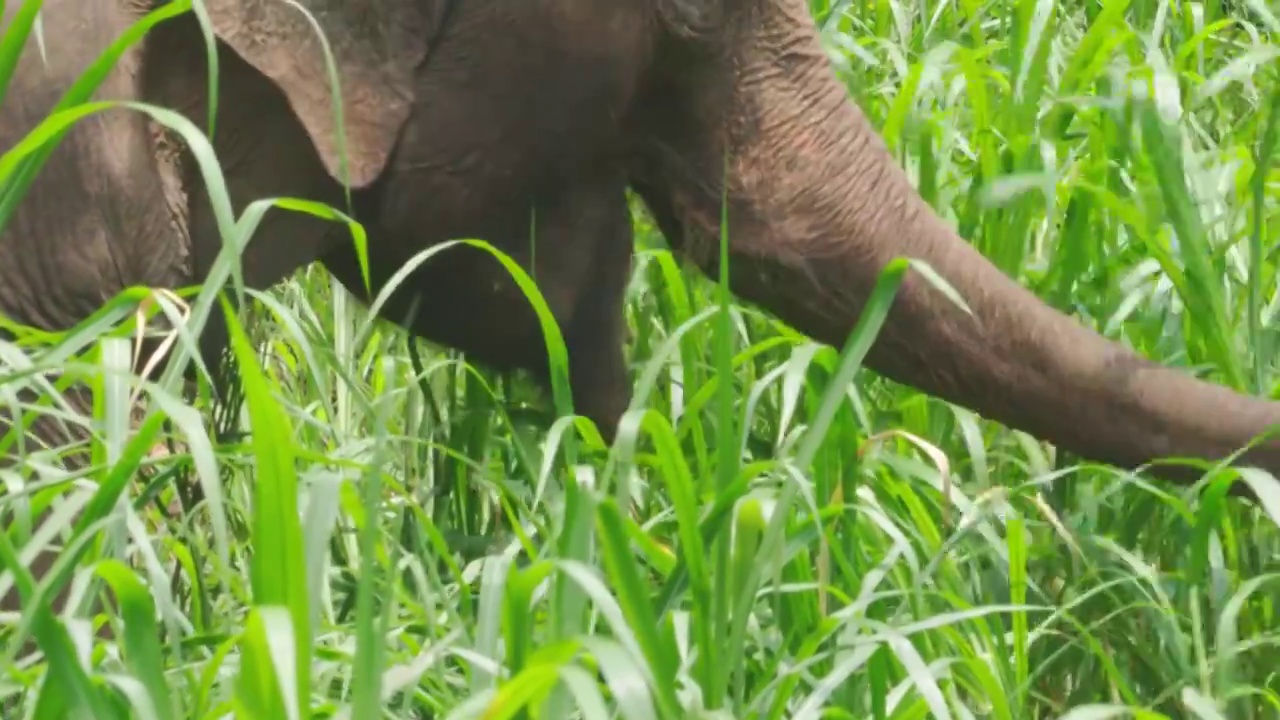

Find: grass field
[2,0,1280,717]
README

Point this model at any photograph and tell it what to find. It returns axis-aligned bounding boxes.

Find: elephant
[3,0,1280,629]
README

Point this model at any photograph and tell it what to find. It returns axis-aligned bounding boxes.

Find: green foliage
[1,0,1280,717]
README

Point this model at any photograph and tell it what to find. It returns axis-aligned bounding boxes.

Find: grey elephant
[3,0,1280,624]
[5,0,1280,479]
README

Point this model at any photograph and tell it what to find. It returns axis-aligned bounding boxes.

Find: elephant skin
[3,0,1280,638]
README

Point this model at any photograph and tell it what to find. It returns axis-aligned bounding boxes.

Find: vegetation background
[1,0,1280,717]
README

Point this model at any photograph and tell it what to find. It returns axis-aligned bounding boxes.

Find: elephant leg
[322,174,634,442]
[555,188,634,442]
[496,176,635,441]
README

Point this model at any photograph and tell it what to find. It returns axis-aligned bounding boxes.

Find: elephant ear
[204,0,428,187]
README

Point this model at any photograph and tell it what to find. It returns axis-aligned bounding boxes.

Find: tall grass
[2,0,1280,717]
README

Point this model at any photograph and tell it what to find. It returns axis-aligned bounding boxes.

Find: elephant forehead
[548,0,655,44]
[386,1,653,168]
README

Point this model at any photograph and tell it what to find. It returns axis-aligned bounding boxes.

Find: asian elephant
[4,0,1280,624]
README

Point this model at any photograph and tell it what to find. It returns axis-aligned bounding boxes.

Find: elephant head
[147,0,1280,491]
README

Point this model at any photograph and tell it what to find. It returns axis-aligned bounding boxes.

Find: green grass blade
[222,296,311,719]
[97,559,175,720]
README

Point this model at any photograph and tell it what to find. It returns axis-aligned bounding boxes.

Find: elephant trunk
[637,3,1280,485]
[731,119,1280,482]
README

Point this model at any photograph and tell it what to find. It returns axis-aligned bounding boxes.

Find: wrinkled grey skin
[3,0,1280,627]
